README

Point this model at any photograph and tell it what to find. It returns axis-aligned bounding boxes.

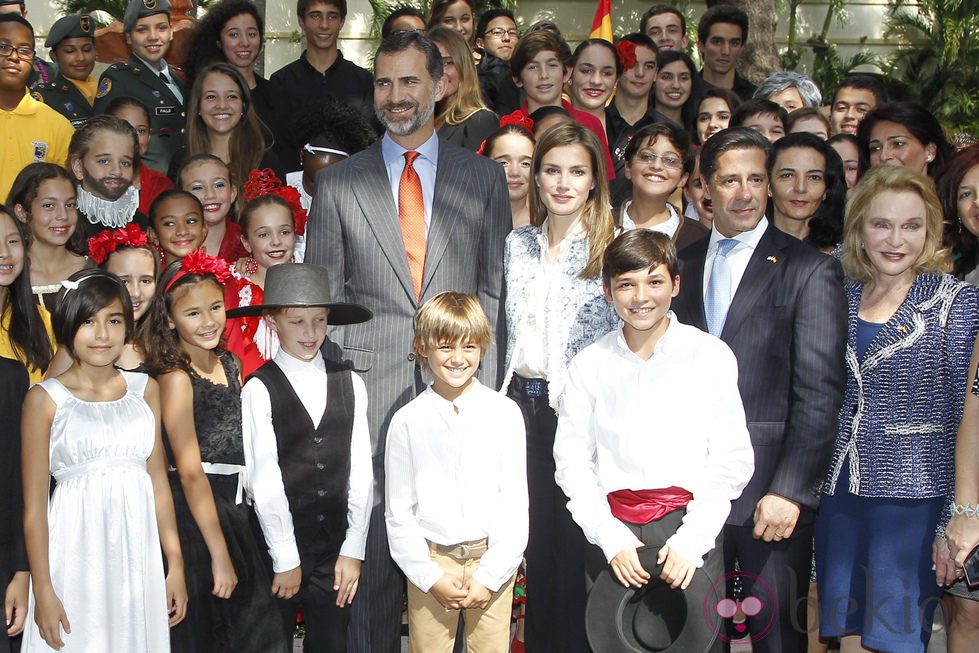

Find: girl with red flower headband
[92,224,158,371]
[223,171,302,376]
[481,118,536,228]
[143,253,287,653]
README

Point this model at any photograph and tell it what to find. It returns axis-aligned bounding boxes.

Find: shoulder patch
[96,78,111,98]
[30,91,43,102]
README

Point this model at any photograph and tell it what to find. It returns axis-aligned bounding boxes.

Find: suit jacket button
[313,436,323,445]
[316,462,325,470]
[407,353,415,362]
[317,514,326,522]
[317,489,326,497]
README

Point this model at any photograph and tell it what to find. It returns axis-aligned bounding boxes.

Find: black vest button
[318,489,327,497]
[313,437,323,445]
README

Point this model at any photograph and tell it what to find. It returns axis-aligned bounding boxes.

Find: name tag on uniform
[155,106,175,116]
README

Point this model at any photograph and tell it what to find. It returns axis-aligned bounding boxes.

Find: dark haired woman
[768,132,847,251]
[858,101,952,178]
[938,144,979,283]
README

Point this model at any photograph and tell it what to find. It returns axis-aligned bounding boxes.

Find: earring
[926,155,933,162]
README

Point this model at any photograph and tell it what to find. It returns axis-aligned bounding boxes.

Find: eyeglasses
[486,28,519,40]
[0,42,35,59]
[636,151,683,170]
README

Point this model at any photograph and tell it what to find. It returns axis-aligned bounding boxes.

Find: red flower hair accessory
[616,40,637,71]
[499,110,534,132]
[243,168,309,235]
[87,223,149,264]
[164,250,232,293]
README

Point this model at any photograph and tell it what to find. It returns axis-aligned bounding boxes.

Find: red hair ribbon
[499,110,534,132]
[616,40,637,71]
[87,223,149,264]
[164,250,232,293]
[243,168,309,235]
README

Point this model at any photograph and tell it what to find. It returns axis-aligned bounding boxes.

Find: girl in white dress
[21,268,187,652]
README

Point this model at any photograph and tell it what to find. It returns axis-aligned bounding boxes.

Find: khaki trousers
[407,539,516,653]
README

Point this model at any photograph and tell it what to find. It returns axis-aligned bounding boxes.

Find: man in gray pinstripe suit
[306,30,511,653]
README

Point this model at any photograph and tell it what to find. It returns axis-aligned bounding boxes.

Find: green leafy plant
[883,0,979,134]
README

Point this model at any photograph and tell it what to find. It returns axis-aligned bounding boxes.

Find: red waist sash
[607,486,693,525]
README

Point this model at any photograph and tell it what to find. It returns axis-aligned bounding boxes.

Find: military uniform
[32,76,92,127]
[93,55,186,173]
[31,13,96,127]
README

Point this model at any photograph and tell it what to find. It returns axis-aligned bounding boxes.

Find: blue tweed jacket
[825,273,979,499]
[502,224,619,405]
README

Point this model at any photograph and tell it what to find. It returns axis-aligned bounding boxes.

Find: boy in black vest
[235,263,374,653]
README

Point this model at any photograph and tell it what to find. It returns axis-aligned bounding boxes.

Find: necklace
[77,185,139,229]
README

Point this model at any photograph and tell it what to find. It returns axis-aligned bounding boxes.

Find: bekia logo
[702,572,779,644]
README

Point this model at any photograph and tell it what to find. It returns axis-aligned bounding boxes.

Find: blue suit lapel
[721,226,786,342]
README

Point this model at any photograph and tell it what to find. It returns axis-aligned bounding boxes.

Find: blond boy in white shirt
[385,292,528,653]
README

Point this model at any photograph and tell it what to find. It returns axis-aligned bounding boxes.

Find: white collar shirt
[554,315,754,565]
[384,380,528,593]
[381,130,439,231]
[703,216,769,302]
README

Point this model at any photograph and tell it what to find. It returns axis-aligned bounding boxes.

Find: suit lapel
[353,146,418,303]
[421,141,462,299]
[721,226,786,342]
[681,238,709,330]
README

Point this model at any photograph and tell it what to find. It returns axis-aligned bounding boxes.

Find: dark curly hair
[182,0,265,90]
[294,97,378,158]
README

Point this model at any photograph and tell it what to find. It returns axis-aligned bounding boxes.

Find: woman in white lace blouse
[501,121,618,653]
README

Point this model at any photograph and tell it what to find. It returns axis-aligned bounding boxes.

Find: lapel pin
[766,256,778,263]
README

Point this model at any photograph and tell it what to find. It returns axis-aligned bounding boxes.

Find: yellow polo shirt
[0,92,74,201]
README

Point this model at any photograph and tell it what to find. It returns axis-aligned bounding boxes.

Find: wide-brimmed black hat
[586,546,721,652]
[226,263,372,325]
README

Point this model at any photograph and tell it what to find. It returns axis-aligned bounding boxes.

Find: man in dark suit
[306,30,510,653]
[0,359,30,652]
[672,127,846,653]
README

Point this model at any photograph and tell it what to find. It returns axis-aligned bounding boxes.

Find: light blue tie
[706,238,739,337]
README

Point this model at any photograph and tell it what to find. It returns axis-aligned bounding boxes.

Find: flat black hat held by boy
[225,263,372,325]
[586,546,721,652]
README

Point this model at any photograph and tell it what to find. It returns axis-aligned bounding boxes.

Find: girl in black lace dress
[145,253,286,653]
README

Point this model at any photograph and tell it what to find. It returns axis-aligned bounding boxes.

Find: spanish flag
[590,0,613,42]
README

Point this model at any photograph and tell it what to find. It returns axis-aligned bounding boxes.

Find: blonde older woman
[815,165,979,653]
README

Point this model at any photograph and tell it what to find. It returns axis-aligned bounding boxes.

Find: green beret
[44,14,95,49]
[123,0,171,33]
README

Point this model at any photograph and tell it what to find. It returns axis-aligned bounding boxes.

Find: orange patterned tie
[399,151,426,301]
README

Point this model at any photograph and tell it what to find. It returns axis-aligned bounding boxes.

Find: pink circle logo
[702,572,779,644]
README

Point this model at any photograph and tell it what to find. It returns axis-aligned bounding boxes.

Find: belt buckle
[457,543,472,558]
[525,379,543,398]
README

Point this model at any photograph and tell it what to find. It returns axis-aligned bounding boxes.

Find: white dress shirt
[620,201,682,238]
[703,216,769,303]
[384,380,528,593]
[242,349,373,572]
[380,131,439,231]
[554,315,754,566]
